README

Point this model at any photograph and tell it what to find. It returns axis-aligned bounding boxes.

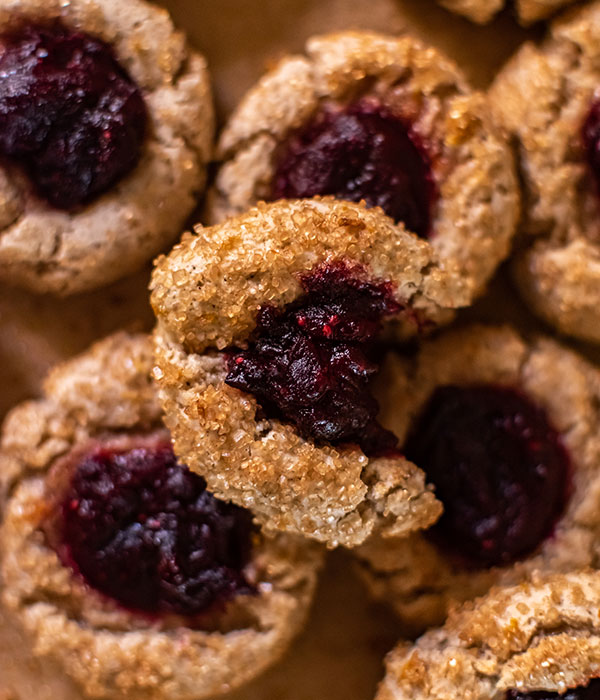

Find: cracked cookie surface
[355,325,600,633]
[490,1,600,343]
[376,571,600,699]
[0,0,214,296]
[0,332,322,700]
[206,31,519,307]
[150,198,453,548]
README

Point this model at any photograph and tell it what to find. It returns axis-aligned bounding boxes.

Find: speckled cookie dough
[376,571,600,700]
[150,198,456,548]
[0,0,214,296]
[437,0,580,25]
[0,333,323,700]
[355,325,600,633]
[206,31,519,306]
[490,1,600,343]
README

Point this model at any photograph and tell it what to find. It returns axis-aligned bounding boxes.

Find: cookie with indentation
[0,0,213,296]
[377,571,600,700]
[490,1,600,343]
[355,325,600,633]
[0,332,322,700]
[437,0,579,24]
[150,197,455,548]
[206,31,518,306]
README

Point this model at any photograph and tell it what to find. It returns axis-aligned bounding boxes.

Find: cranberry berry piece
[59,442,253,617]
[404,385,570,568]
[0,21,147,209]
[271,97,435,237]
[225,261,400,456]
[507,679,600,699]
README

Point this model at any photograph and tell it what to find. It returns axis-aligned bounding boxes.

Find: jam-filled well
[0,21,147,209]
[57,441,253,617]
[271,98,435,237]
[404,385,570,568]
[225,261,401,457]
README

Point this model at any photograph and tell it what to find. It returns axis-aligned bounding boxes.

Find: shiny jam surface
[271,97,435,237]
[59,441,254,616]
[404,384,570,568]
[0,21,147,208]
[225,261,401,456]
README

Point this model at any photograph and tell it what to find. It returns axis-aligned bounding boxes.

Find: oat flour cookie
[0,0,213,295]
[437,0,580,24]
[356,325,600,632]
[150,198,457,548]
[377,571,600,700]
[0,333,322,700]
[207,31,518,306]
[490,1,600,343]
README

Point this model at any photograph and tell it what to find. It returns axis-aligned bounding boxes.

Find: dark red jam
[57,441,253,617]
[271,97,435,237]
[583,99,600,192]
[404,385,570,568]
[225,261,400,456]
[0,21,147,209]
[507,679,600,699]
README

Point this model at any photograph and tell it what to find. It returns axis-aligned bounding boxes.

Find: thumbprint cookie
[356,325,600,633]
[0,332,322,700]
[491,1,600,343]
[206,31,519,307]
[150,198,456,548]
[0,0,213,295]
[377,571,600,699]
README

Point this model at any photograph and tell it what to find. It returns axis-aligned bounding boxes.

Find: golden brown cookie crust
[151,198,449,548]
[377,571,600,699]
[437,0,579,24]
[206,31,519,304]
[355,325,600,633]
[0,332,323,700]
[490,1,600,343]
[436,0,504,24]
[0,0,214,296]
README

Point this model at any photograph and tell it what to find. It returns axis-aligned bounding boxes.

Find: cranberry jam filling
[225,261,400,456]
[57,441,254,617]
[0,21,147,209]
[404,385,570,568]
[271,97,435,237]
[507,679,600,699]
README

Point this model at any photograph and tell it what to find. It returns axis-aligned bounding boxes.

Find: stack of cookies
[1,0,600,698]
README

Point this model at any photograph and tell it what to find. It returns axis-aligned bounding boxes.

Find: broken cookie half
[150,198,459,547]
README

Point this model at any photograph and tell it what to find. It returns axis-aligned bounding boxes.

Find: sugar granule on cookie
[0,0,214,296]
[376,572,600,700]
[150,197,462,548]
[490,0,600,344]
[355,324,600,632]
[0,332,322,700]
[207,30,519,307]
